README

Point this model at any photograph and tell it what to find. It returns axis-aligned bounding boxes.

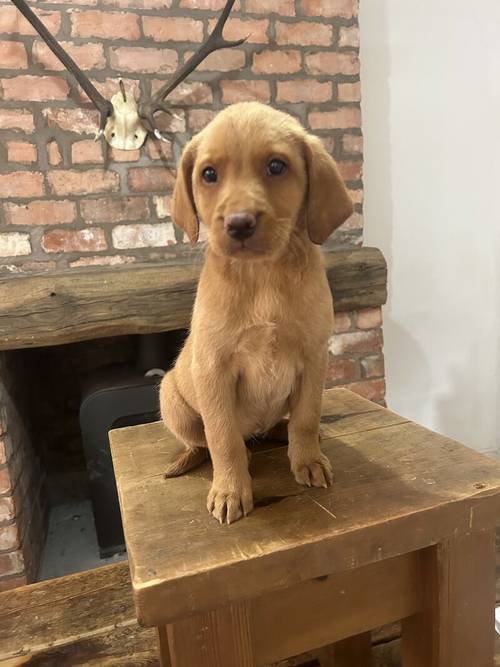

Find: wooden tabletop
[109,388,500,627]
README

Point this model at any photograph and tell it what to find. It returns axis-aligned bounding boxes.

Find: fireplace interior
[7,328,187,580]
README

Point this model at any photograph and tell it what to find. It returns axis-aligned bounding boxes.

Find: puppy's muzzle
[224,212,257,241]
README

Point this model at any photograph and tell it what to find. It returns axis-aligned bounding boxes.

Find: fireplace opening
[7,329,187,581]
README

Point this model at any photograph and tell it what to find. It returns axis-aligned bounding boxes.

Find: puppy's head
[172,102,353,258]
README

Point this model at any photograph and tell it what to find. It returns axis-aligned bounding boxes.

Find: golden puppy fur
[159,102,353,524]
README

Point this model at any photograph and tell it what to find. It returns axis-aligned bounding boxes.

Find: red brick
[247,0,294,15]
[183,49,245,72]
[69,254,136,267]
[338,82,361,103]
[339,25,359,48]
[0,42,28,69]
[0,524,19,551]
[188,109,217,132]
[220,80,270,104]
[0,496,15,522]
[321,136,336,155]
[301,0,357,18]
[110,147,141,163]
[47,140,62,166]
[103,0,171,7]
[0,467,12,495]
[42,228,107,253]
[179,0,240,9]
[6,141,37,164]
[109,47,177,74]
[0,232,31,257]
[252,50,301,74]
[0,441,7,465]
[43,108,99,134]
[76,77,141,105]
[338,160,362,182]
[326,357,358,384]
[208,17,269,43]
[361,355,385,379]
[44,0,97,4]
[1,76,69,101]
[33,41,105,71]
[0,172,44,198]
[155,111,186,134]
[0,234,31,257]
[0,575,27,592]
[0,7,61,36]
[341,212,363,231]
[343,133,363,155]
[47,169,119,196]
[145,139,172,161]
[330,329,383,356]
[305,52,359,76]
[3,200,76,226]
[80,196,149,224]
[71,11,140,39]
[143,16,203,42]
[112,222,175,248]
[277,80,331,103]
[333,311,352,334]
[0,109,34,132]
[151,80,212,105]
[128,167,175,193]
[344,379,385,403]
[276,21,332,46]
[309,108,361,130]
[357,307,382,330]
[0,548,24,575]
[153,195,171,219]
[71,140,104,165]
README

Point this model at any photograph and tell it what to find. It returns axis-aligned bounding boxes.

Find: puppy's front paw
[207,472,253,524]
[291,451,333,489]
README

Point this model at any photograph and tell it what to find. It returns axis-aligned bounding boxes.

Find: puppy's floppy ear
[303,134,354,245]
[172,137,199,245]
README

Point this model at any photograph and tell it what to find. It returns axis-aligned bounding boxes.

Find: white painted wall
[359,0,500,455]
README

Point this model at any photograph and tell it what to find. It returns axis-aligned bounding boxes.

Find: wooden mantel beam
[0,247,387,351]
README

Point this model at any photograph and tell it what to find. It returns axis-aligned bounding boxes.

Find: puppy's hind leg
[160,370,208,477]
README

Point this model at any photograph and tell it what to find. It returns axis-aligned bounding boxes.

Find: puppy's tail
[164,446,209,478]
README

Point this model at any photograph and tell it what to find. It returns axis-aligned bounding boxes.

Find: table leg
[402,530,496,667]
[317,632,373,666]
[163,601,255,667]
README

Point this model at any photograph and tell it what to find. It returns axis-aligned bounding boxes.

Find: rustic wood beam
[0,247,386,351]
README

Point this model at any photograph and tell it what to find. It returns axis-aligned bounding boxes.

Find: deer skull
[102,82,148,150]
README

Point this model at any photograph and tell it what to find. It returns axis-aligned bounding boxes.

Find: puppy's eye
[202,166,218,184]
[267,159,287,176]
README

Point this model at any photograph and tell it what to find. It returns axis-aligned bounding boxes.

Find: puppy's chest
[233,321,302,405]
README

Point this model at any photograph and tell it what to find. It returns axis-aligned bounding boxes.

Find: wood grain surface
[0,247,387,350]
[109,388,500,628]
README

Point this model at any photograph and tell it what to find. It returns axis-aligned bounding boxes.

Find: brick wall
[0,351,46,591]
[329,306,385,404]
[0,0,362,273]
[0,0,378,591]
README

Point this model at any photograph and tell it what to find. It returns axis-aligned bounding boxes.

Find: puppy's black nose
[224,212,257,241]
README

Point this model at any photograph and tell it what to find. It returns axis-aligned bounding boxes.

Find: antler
[138,0,246,139]
[10,0,113,136]
[10,0,244,147]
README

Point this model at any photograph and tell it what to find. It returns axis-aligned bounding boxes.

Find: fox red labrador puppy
[159,101,353,523]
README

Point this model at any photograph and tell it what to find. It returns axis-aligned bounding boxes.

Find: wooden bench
[109,388,500,667]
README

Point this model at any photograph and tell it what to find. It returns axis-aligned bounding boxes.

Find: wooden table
[110,388,500,667]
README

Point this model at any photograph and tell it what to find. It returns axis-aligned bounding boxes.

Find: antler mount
[11,0,245,150]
